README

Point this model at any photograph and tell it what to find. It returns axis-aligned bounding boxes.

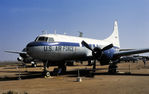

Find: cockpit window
[48,38,54,42]
[35,37,54,42]
[38,37,48,42]
[35,37,48,42]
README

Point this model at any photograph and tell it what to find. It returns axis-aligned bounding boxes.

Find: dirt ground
[0,61,149,94]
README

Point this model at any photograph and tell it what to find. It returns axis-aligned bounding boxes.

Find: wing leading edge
[114,48,149,58]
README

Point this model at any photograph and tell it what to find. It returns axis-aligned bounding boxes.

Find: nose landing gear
[43,61,51,77]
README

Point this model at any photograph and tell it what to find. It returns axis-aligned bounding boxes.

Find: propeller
[81,41,93,51]
[81,40,113,71]
[82,40,113,59]
[102,44,113,51]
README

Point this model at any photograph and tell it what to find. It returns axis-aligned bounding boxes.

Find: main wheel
[31,63,37,67]
[108,65,117,74]
[43,71,51,77]
[58,63,66,74]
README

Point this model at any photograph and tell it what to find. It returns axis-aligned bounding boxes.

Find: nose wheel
[31,61,37,67]
[43,61,51,77]
[43,70,51,77]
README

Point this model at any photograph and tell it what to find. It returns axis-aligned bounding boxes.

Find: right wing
[119,49,135,51]
[114,48,149,58]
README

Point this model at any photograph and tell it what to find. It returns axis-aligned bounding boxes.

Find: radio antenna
[54,29,56,34]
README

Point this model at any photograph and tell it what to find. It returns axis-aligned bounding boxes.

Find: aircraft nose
[26,41,36,48]
[26,42,36,56]
[26,41,44,59]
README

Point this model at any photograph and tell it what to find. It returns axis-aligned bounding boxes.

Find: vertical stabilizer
[104,21,120,48]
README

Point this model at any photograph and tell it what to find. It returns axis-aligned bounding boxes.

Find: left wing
[5,51,27,55]
[114,48,149,58]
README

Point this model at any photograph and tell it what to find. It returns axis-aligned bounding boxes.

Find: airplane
[25,21,149,76]
[7,21,149,77]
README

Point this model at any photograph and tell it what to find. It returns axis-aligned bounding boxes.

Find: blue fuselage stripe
[27,42,80,47]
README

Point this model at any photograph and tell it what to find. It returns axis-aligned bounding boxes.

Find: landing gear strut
[43,61,51,77]
[93,60,96,72]
[108,62,117,74]
[58,62,66,74]
[53,62,67,75]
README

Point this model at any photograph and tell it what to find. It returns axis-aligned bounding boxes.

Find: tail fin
[104,21,120,48]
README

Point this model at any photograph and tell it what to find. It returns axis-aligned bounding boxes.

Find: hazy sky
[0,0,149,61]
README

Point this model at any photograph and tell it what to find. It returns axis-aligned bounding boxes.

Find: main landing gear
[43,61,67,77]
[57,63,66,74]
[92,60,96,72]
[108,61,118,74]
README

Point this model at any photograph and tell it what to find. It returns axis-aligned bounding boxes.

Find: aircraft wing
[119,49,135,51]
[5,51,27,54]
[114,48,149,58]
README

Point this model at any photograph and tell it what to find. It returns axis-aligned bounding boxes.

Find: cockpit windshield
[36,37,48,42]
[35,36,54,42]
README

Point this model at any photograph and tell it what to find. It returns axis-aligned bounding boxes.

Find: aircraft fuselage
[26,40,118,63]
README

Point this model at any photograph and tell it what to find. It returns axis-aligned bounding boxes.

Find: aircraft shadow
[0,71,43,81]
[94,72,149,76]
[1,68,149,81]
[65,68,149,77]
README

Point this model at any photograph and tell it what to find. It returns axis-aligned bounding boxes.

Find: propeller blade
[81,41,93,51]
[102,44,113,51]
